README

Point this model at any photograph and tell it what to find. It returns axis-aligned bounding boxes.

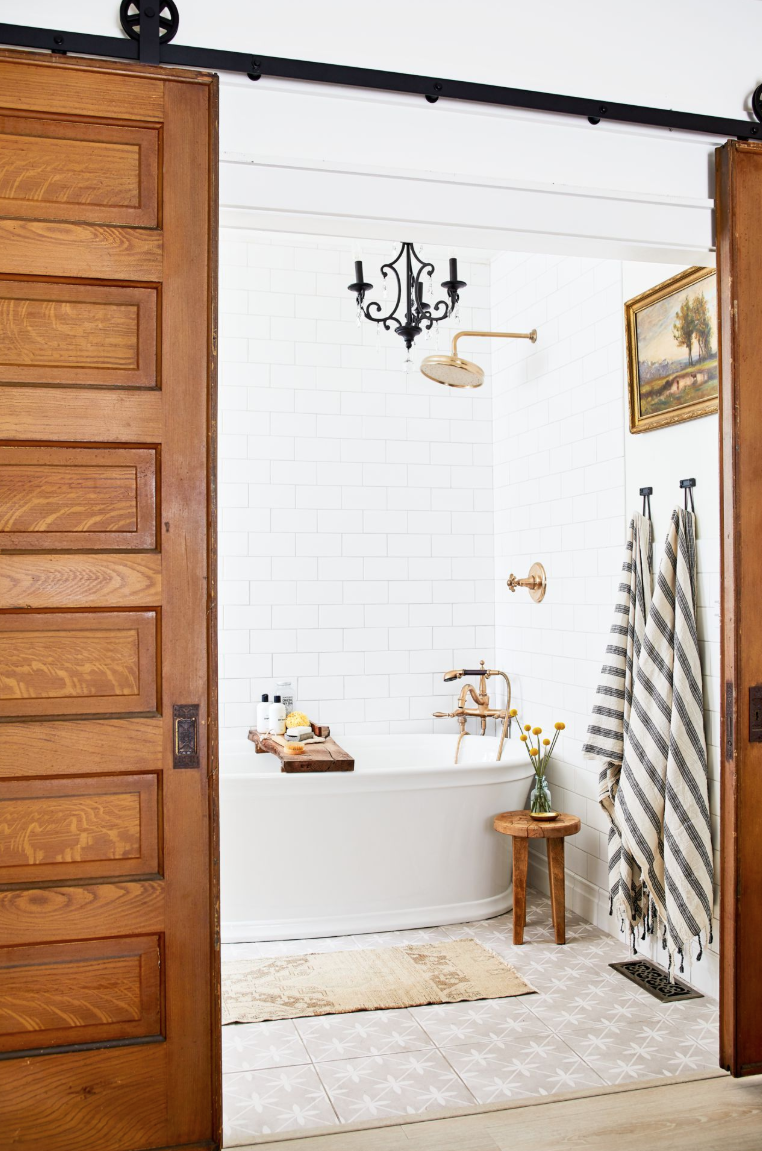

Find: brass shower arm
[451,329,538,357]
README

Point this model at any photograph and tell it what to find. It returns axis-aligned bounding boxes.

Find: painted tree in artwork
[673,297,696,366]
[692,291,713,361]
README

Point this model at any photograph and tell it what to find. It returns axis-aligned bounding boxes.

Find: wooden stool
[493,810,581,945]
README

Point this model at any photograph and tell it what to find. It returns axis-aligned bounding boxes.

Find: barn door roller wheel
[119,1,179,48]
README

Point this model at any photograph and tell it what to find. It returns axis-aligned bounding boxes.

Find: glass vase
[529,774,552,815]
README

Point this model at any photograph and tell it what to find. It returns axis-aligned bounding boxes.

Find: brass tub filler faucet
[433,661,512,764]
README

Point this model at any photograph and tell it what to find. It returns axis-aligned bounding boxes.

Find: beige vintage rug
[222,939,535,1024]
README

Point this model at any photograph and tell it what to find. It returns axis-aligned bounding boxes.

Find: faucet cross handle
[506,561,547,602]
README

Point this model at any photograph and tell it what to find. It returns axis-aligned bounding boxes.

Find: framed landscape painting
[625,266,718,434]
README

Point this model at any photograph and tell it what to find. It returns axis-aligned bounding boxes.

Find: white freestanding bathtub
[220,734,535,942]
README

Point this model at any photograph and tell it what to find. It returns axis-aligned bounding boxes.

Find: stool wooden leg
[512,837,528,945]
[547,838,566,944]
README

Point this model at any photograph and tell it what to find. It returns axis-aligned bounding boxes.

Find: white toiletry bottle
[275,678,294,713]
[268,694,286,736]
[256,693,270,733]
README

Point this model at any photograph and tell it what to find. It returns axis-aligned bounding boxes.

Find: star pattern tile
[221,889,720,1145]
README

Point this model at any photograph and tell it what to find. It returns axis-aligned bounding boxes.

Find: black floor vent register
[609,957,703,1003]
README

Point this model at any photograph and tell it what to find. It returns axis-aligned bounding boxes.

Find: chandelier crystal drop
[347,242,467,352]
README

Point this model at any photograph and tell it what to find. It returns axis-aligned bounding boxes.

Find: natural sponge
[285,711,310,730]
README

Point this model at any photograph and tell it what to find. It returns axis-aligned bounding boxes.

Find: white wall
[218,229,496,741]
[489,251,720,994]
[21,1,760,120]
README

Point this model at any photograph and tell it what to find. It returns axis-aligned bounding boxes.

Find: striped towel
[583,513,653,925]
[616,508,714,971]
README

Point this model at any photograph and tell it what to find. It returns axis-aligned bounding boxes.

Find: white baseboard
[528,848,719,999]
[222,885,514,943]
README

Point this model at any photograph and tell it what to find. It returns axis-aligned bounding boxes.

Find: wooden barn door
[717,140,762,1077]
[0,51,219,1150]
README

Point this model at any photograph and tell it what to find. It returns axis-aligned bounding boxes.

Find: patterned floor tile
[223,1064,337,1144]
[316,1048,476,1122]
[525,981,664,1032]
[294,1009,434,1061]
[442,1031,606,1103]
[411,999,549,1046]
[223,1020,309,1072]
[562,1018,719,1084]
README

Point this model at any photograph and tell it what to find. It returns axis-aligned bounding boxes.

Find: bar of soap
[286,726,313,741]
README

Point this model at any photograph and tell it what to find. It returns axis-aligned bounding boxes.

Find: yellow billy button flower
[554,721,566,730]
[543,738,550,746]
[524,724,531,732]
[509,708,518,717]
[520,733,528,742]
[532,727,542,735]
[529,747,539,756]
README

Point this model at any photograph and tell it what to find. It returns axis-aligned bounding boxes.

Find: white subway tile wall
[218,230,496,741]
[218,235,720,994]
[489,252,720,995]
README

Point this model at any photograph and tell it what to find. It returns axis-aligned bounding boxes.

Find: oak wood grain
[0,610,157,718]
[0,116,159,228]
[161,78,215,1145]
[0,386,162,442]
[0,57,165,121]
[0,934,161,1053]
[0,1043,167,1151]
[716,141,762,1077]
[0,53,217,1151]
[0,554,162,610]
[0,446,157,550]
[0,880,164,946]
[0,219,162,281]
[0,717,162,777]
[0,280,158,388]
[0,773,159,884]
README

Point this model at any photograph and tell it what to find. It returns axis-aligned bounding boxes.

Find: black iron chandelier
[348,242,467,352]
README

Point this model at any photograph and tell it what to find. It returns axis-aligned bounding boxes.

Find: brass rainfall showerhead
[420,329,537,388]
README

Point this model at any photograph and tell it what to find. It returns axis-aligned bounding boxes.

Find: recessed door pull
[173,704,200,768]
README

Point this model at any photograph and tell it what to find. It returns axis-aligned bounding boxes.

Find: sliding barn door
[717,140,762,1077]
[0,51,219,1149]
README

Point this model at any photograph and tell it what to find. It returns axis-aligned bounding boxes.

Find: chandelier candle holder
[348,242,467,352]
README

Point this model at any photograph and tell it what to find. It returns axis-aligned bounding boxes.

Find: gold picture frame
[625,265,718,434]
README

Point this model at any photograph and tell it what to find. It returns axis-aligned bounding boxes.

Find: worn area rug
[221,939,535,1024]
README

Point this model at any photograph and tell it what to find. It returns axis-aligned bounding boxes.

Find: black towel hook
[639,486,653,520]
[680,477,696,512]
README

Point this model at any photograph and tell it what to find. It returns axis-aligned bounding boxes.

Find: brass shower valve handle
[506,562,547,603]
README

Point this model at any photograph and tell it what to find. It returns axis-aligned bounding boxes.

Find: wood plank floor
[237,1071,762,1151]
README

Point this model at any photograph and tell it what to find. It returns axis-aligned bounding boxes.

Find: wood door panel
[0,1044,168,1151]
[0,58,165,122]
[0,610,157,718]
[0,117,159,228]
[0,51,218,1151]
[0,717,163,777]
[0,281,158,388]
[0,219,162,281]
[1,386,163,442]
[0,554,162,609]
[0,880,164,946]
[0,935,162,1053]
[0,446,157,550]
[0,774,159,884]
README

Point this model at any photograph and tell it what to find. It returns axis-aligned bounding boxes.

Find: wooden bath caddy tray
[247,724,354,773]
